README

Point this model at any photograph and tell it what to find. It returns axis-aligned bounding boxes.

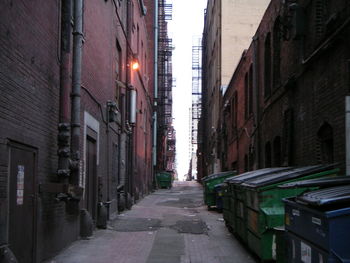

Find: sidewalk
[46,181,256,263]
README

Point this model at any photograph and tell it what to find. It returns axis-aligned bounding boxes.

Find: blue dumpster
[214,183,225,212]
[284,185,350,262]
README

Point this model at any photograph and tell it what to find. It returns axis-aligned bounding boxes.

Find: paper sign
[17,165,24,205]
[301,241,312,263]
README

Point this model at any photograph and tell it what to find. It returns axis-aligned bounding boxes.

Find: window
[249,65,253,115]
[264,33,272,98]
[116,40,122,80]
[137,24,140,54]
[231,92,237,129]
[273,17,281,89]
[244,73,249,120]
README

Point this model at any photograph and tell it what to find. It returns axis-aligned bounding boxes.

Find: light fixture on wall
[131,61,140,71]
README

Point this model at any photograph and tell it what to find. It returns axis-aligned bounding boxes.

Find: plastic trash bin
[284,184,350,262]
[156,171,173,189]
[226,167,292,242]
[241,164,338,261]
[214,183,226,212]
[202,171,236,209]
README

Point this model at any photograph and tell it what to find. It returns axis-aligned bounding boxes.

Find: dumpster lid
[296,185,350,206]
[226,167,291,185]
[278,176,350,189]
[202,171,236,181]
[241,164,336,188]
[214,183,226,189]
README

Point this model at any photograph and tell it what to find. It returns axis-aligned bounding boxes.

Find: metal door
[9,143,37,263]
[85,131,97,222]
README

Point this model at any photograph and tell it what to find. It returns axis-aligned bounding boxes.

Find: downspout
[152,0,159,187]
[346,96,350,176]
[125,0,134,206]
[71,0,84,188]
[252,35,260,169]
[58,0,72,182]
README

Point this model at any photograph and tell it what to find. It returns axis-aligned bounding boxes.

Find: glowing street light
[131,61,139,70]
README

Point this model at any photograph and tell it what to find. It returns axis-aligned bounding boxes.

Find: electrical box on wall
[130,89,137,124]
[107,101,121,124]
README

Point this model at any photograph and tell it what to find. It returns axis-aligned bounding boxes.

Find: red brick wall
[220,0,350,174]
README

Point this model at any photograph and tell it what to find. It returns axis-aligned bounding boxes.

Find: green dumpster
[225,168,291,240]
[202,171,236,209]
[241,164,338,261]
[156,171,173,189]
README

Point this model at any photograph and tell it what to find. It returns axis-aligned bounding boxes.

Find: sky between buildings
[168,0,207,181]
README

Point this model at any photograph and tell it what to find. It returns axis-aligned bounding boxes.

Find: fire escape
[189,38,202,180]
[157,0,175,172]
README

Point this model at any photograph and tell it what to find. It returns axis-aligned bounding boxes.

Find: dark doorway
[85,129,98,222]
[317,123,334,164]
[265,142,272,168]
[8,142,37,263]
[273,136,282,166]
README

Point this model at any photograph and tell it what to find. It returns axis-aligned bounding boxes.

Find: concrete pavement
[46,181,256,263]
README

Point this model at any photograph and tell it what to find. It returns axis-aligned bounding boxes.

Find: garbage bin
[284,184,350,263]
[273,226,286,263]
[214,183,226,212]
[156,171,173,189]
[240,164,338,261]
[202,171,236,209]
[222,179,233,229]
[226,167,292,242]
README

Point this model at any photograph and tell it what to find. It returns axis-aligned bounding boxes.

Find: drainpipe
[71,0,84,188]
[252,35,260,169]
[346,96,350,176]
[58,0,72,182]
[125,0,134,207]
[152,0,159,187]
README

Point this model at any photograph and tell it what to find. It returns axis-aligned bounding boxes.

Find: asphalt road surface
[48,181,256,263]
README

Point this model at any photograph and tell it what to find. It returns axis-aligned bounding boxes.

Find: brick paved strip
[146,228,185,263]
[49,230,156,263]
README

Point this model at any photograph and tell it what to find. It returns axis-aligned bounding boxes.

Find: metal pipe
[71,0,84,186]
[346,96,350,176]
[152,0,159,183]
[58,0,72,181]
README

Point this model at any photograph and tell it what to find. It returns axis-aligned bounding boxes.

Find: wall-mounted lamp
[131,61,140,71]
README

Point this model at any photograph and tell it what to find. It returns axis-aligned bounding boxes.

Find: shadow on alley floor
[47,181,257,263]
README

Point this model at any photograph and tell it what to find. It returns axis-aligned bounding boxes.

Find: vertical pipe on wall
[346,96,350,176]
[71,0,84,186]
[58,0,72,182]
[152,0,159,183]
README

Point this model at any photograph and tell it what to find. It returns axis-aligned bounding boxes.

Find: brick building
[0,0,157,261]
[218,0,350,174]
[199,0,270,179]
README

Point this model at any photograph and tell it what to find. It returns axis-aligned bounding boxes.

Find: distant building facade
[199,0,270,178]
[218,0,350,174]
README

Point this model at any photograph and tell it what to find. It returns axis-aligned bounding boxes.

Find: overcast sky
[168,0,207,180]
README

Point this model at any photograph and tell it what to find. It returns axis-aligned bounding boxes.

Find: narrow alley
[48,182,256,263]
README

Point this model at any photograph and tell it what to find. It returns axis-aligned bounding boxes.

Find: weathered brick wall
[0,0,154,261]
[0,0,79,260]
[221,0,350,174]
